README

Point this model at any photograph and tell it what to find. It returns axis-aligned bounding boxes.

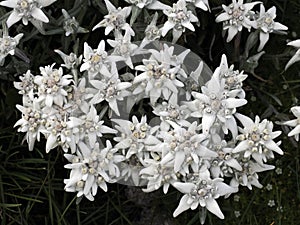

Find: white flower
[186,67,247,136]
[107,30,138,69]
[133,44,188,105]
[158,121,217,175]
[172,167,237,218]
[64,141,124,201]
[61,9,88,36]
[113,115,160,161]
[285,39,300,70]
[14,101,47,150]
[143,12,161,42]
[233,113,283,165]
[0,0,57,27]
[281,106,300,141]
[80,41,113,79]
[230,161,274,189]
[217,54,247,98]
[152,101,191,131]
[161,0,198,43]
[14,70,35,102]
[215,0,260,42]
[0,31,23,65]
[208,133,242,178]
[92,0,134,36]
[55,49,82,70]
[253,5,288,51]
[89,74,132,116]
[34,64,73,107]
[67,105,117,149]
[186,0,210,11]
[140,158,178,193]
[43,110,76,153]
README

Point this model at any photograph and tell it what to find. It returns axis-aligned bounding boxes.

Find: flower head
[281,106,300,141]
[215,0,260,42]
[0,0,57,27]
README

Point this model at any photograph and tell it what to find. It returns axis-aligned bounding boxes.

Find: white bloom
[186,0,210,11]
[0,0,57,27]
[0,31,23,65]
[152,101,191,131]
[55,50,82,70]
[14,70,35,102]
[230,160,274,189]
[140,158,178,193]
[133,44,188,105]
[253,5,288,51]
[158,121,217,175]
[172,167,237,218]
[161,0,198,43]
[217,54,247,98]
[92,0,134,36]
[34,64,73,107]
[281,106,300,141]
[64,141,124,201]
[89,76,132,117]
[143,12,161,42]
[285,39,300,70]
[208,133,242,178]
[107,30,138,69]
[186,67,247,136]
[215,0,260,42]
[14,101,47,151]
[80,41,113,79]
[113,115,160,162]
[61,9,88,36]
[67,105,117,149]
[233,113,283,165]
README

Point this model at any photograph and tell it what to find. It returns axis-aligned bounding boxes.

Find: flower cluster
[10,0,289,223]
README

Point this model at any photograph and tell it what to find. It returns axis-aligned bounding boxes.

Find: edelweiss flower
[281,106,300,141]
[80,41,113,79]
[218,54,247,98]
[208,132,242,178]
[89,75,132,116]
[61,9,88,36]
[34,64,73,107]
[0,0,57,27]
[64,141,124,201]
[186,68,247,136]
[233,113,283,165]
[107,30,138,69]
[152,101,191,131]
[253,5,288,51]
[186,0,210,11]
[113,115,160,162]
[230,160,275,189]
[43,110,76,153]
[67,105,117,149]
[285,39,300,70]
[14,70,35,102]
[133,44,188,105]
[0,31,23,65]
[55,50,82,71]
[161,0,198,43]
[172,167,237,218]
[140,158,178,193]
[158,121,217,175]
[215,0,260,42]
[14,101,47,150]
[92,0,134,36]
[143,12,161,42]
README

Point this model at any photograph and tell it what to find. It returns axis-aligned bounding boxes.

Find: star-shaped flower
[281,106,300,141]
